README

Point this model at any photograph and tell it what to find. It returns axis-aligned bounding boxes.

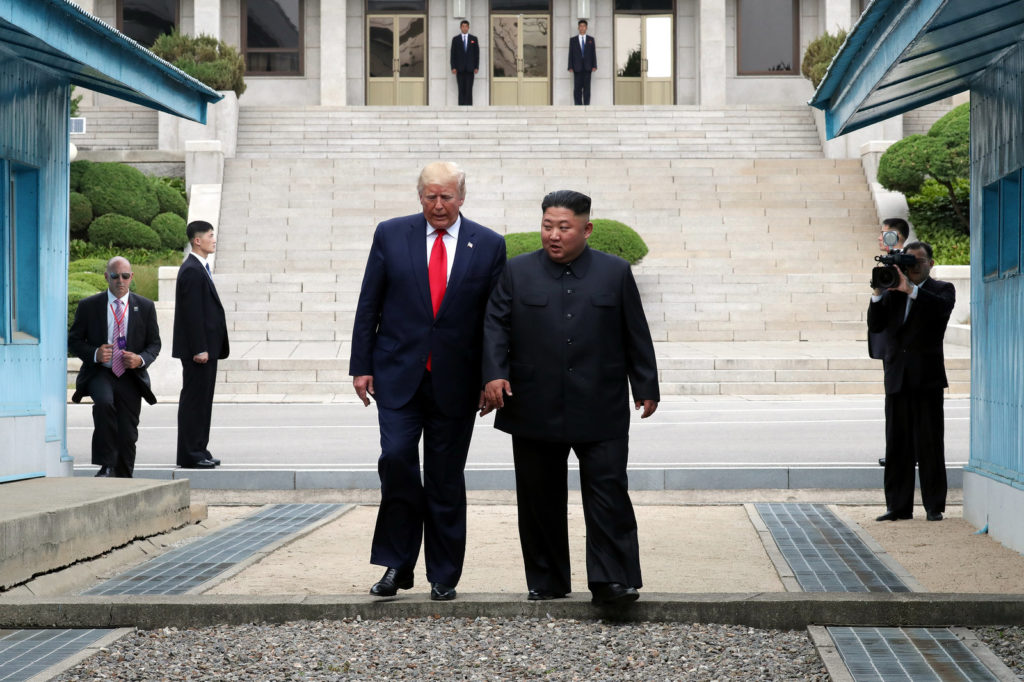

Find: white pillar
[321,0,348,105]
[194,0,222,38]
[698,0,726,106]
[823,0,852,34]
[74,0,98,107]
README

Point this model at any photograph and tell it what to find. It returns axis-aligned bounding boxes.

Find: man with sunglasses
[69,256,161,478]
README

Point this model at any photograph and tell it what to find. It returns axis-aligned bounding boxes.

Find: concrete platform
[0,478,199,590]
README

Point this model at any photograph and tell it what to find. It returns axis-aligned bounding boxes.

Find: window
[737,0,798,75]
[368,0,427,10]
[0,161,40,344]
[117,0,178,48]
[982,169,1023,281]
[243,0,304,75]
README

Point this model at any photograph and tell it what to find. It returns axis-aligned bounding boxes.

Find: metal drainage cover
[0,629,112,681]
[829,627,1000,681]
[755,502,908,592]
[85,503,343,596]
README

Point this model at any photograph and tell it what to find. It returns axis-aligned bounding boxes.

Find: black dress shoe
[430,583,457,601]
[878,458,886,467]
[94,467,111,477]
[590,583,639,606]
[927,512,943,521]
[204,458,221,466]
[370,567,414,596]
[876,510,912,521]
[528,589,568,601]
[180,459,217,469]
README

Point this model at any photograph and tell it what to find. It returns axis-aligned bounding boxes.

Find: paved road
[67,397,970,470]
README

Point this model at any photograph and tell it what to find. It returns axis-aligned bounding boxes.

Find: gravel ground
[55,618,827,681]
[974,626,1024,679]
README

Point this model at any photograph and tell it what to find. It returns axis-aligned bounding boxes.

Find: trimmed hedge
[69,160,91,193]
[80,162,160,225]
[69,271,108,292]
[69,192,93,241]
[68,277,104,330]
[801,30,847,89]
[69,258,109,275]
[88,214,161,250]
[151,212,188,250]
[152,177,188,218]
[504,219,649,264]
[151,32,246,97]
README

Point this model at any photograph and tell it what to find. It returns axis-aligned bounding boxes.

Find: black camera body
[871,250,917,290]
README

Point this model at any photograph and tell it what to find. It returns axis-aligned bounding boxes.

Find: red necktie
[426,229,448,370]
[111,299,125,377]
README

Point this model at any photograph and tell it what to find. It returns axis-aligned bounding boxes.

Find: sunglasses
[108,272,133,280]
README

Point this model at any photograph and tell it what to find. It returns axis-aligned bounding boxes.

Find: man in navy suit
[350,162,506,601]
[173,220,229,470]
[868,241,955,522]
[69,257,161,478]
[568,19,597,105]
[451,20,480,106]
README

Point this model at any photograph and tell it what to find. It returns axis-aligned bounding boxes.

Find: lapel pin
[467,242,474,248]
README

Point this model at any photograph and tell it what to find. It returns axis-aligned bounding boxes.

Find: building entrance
[490,14,550,105]
[614,13,673,104]
[366,14,427,105]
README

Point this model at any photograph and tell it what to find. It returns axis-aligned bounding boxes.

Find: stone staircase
[198,106,963,397]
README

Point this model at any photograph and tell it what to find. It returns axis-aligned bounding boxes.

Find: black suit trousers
[372,371,475,587]
[884,388,946,516]
[512,436,642,595]
[87,369,142,477]
[573,71,592,105]
[177,358,219,466]
[456,71,474,105]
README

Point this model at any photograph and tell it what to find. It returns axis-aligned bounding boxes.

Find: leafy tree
[151,32,246,97]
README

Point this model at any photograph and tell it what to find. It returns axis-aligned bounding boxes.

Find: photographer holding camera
[868,240,955,522]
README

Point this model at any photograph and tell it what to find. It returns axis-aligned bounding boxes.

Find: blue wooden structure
[811,0,1024,553]
[0,0,219,482]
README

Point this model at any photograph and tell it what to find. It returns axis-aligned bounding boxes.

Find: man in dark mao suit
[568,19,597,105]
[451,20,480,105]
[350,162,506,601]
[69,256,161,478]
[868,241,954,522]
[173,220,229,469]
[482,190,659,606]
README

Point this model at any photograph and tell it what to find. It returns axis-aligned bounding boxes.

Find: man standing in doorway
[568,19,597,105]
[451,20,480,106]
[173,220,229,470]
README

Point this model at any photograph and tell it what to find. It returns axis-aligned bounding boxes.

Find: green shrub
[151,212,188,250]
[69,257,109,275]
[69,239,179,264]
[69,191,93,240]
[80,162,160,225]
[69,160,92,192]
[69,271,108,291]
[908,177,970,237]
[88,214,161,250]
[151,32,246,97]
[152,177,188,218]
[801,29,847,89]
[68,277,104,330]
[504,219,649,264]
[70,85,83,117]
[913,224,970,265]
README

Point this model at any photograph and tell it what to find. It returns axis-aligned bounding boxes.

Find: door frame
[489,11,552,105]
[613,7,676,105]
[365,13,428,105]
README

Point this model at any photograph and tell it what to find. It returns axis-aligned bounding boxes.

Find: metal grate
[755,502,909,592]
[85,503,343,596]
[829,627,1000,681]
[0,629,112,681]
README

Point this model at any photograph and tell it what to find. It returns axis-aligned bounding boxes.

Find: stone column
[822,0,852,34]
[321,0,348,105]
[194,0,222,38]
[75,0,98,107]
[697,0,726,106]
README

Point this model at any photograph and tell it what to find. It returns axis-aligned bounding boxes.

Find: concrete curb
[3,594,1023,630]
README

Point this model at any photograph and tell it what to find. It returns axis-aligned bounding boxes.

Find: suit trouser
[572,70,592,105]
[372,371,475,587]
[456,71,474,105]
[177,358,219,466]
[884,388,946,516]
[512,436,642,595]
[87,369,142,477]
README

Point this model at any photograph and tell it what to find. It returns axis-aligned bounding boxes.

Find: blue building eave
[809,0,1024,139]
[0,0,221,123]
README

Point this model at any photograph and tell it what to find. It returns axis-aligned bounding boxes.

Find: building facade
[84,0,870,108]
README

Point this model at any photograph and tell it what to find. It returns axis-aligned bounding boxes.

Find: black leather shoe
[180,459,217,469]
[876,510,912,521]
[370,567,413,596]
[94,467,111,477]
[927,512,943,521]
[591,583,639,606]
[878,458,886,467]
[204,458,221,466]
[528,589,568,601]
[430,583,457,601]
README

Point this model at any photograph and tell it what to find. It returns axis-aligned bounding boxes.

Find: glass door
[367,14,426,105]
[614,14,673,104]
[491,14,550,105]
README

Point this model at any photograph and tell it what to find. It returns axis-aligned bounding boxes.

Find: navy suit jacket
[568,34,597,72]
[350,213,506,416]
[69,291,161,405]
[172,254,229,361]
[450,33,480,72]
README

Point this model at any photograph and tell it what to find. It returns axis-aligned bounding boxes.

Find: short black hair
[904,240,934,260]
[460,19,469,27]
[186,220,214,242]
[578,19,588,27]
[542,190,591,216]
[882,217,910,241]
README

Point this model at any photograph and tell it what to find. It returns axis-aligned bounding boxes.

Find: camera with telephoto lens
[871,249,917,289]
